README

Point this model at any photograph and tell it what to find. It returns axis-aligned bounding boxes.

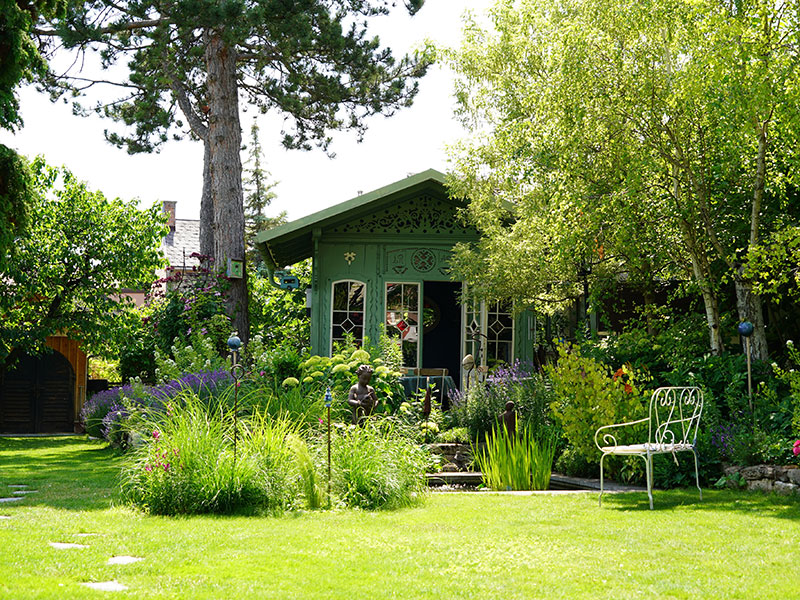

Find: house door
[422,281,462,400]
[0,351,75,433]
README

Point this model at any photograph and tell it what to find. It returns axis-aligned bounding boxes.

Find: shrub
[545,342,647,460]
[80,388,122,438]
[120,391,298,515]
[473,424,557,491]
[327,422,428,509]
[449,362,556,442]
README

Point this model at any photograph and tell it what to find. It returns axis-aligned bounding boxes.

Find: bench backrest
[648,387,704,447]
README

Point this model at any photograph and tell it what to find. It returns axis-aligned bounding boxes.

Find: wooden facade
[256,170,538,386]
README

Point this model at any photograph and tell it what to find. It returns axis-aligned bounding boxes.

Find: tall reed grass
[473,425,557,491]
[329,422,428,509]
[120,391,298,514]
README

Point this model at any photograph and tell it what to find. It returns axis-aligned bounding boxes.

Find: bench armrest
[594,418,649,452]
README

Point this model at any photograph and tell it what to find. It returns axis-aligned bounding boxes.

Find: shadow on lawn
[602,488,800,520]
[0,436,122,511]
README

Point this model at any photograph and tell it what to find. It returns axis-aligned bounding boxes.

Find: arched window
[331,280,366,350]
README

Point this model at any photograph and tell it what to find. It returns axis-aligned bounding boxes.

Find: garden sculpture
[501,401,516,438]
[348,365,378,425]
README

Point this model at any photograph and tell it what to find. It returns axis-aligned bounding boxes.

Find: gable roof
[162,219,201,268]
[256,169,466,269]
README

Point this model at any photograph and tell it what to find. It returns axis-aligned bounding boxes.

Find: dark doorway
[422,281,462,404]
[0,351,75,433]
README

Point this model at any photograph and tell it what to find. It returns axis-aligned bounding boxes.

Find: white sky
[1,1,494,221]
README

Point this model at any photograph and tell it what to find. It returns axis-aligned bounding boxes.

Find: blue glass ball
[737,322,754,337]
[227,335,243,351]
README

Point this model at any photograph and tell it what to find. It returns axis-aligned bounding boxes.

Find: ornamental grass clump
[329,422,428,510]
[120,390,297,515]
[473,425,557,491]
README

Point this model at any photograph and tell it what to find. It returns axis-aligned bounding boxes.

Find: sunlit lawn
[1,437,798,599]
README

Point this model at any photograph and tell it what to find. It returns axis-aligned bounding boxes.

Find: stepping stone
[8,484,28,489]
[107,556,143,565]
[82,581,128,592]
[74,533,99,538]
[49,542,89,549]
[12,490,37,495]
[0,516,10,520]
[0,497,23,503]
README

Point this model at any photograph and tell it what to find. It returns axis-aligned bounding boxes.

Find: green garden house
[256,169,539,387]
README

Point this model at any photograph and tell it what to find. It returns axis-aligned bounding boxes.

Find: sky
[0,1,495,222]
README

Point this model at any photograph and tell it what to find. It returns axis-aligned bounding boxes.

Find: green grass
[1,437,799,599]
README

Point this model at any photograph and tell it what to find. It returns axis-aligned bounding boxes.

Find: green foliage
[296,341,404,418]
[435,427,470,444]
[243,119,284,268]
[0,156,167,359]
[473,425,557,491]
[773,340,800,436]
[546,342,647,460]
[0,0,64,129]
[248,259,311,348]
[327,422,428,510]
[120,391,299,515]
[0,144,31,268]
[449,365,556,443]
[154,333,228,383]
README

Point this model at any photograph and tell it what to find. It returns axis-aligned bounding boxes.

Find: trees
[34,0,430,343]
[243,119,284,269]
[443,0,800,356]
[0,156,167,360]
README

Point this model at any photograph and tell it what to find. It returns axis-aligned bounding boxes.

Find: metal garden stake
[738,321,754,412]
[325,386,332,508]
[227,333,244,463]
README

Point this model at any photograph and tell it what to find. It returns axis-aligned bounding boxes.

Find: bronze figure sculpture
[348,364,378,425]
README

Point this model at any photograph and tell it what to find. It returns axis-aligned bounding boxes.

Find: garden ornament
[501,401,516,439]
[738,321,754,409]
[348,365,378,425]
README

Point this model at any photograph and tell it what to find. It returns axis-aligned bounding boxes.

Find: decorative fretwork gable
[327,195,478,237]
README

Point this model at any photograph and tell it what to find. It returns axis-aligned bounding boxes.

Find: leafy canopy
[0,156,168,359]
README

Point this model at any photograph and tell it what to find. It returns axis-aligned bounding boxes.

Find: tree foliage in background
[0,156,167,361]
[249,259,311,350]
[442,0,800,357]
[34,0,431,344]
[244,119,284,269]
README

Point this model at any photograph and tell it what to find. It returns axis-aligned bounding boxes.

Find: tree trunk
[735,268,768,361]
[199,139,214,258]
[205,30,249,344]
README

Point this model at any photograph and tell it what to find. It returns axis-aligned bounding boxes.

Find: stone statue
[501,400,516,438]
[348,364,378,425]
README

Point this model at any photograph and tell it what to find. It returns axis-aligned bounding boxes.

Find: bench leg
[599,453,606,507]
[692,448,702,501]
[643,453,654,510]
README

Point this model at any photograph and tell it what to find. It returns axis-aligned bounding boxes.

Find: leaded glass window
[331,280,365,349]
[385,282,420,368]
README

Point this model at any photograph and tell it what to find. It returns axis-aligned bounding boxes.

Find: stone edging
[722,464,800,495]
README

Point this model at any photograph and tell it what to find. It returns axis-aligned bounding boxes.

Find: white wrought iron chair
[594,386,704,510]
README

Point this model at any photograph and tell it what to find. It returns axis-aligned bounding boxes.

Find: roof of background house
[162,219,201,268]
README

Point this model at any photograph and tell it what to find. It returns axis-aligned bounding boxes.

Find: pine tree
[243,119,284,270]
[33,0,430,343]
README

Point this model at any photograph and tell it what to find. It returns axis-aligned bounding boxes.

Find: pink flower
[144,465,153,472]
[152,430,160,440]
[259,371,266,377]
[163,463,171,472]
[793,440,800,457]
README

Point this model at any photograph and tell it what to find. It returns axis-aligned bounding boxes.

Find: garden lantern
[738,321,754,411]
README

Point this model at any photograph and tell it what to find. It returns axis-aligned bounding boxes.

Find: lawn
[1,437,799,599]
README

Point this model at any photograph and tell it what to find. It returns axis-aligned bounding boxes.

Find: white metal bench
[594,386,704,509]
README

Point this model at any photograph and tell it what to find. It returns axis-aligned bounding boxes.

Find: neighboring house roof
[256,169,471,269]
[162,219,201,269]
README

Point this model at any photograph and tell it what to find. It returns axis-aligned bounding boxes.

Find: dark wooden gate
[0,351,75,433]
